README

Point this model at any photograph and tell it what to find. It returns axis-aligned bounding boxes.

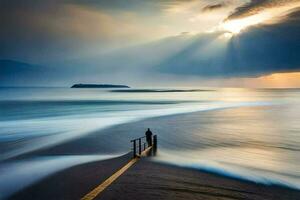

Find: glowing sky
[0,0,300,87]
[221,1,300,34]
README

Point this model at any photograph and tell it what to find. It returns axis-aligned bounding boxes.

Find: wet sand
[10,154,300,200]
[98,158,300,200]
[8,154,132,200]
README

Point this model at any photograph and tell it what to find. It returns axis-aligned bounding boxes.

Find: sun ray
[220,2,300,34]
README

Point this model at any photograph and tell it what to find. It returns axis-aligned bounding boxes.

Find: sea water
[0,87,299,198]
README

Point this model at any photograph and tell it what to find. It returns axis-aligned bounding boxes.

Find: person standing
[145,128,153,147]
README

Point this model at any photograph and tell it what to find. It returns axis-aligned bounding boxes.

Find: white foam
[153,149,300,190]
[0,154,120,199]
[0,101,272,160]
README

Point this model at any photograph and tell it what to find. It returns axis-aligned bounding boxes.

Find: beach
[1,88,300,199]
[9,154,300,200]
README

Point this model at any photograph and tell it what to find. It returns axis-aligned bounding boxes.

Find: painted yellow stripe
[81,147,152,200]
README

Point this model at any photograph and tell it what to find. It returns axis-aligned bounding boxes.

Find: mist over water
[0,87,299,197]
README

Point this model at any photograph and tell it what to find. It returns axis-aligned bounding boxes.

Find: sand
[9,154,300,200]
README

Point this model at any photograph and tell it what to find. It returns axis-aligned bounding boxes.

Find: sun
[221,14,268,34]
[221,20,248,34]
[220,1,300,35]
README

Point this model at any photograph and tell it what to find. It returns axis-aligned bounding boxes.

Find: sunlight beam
[220,2,300,34]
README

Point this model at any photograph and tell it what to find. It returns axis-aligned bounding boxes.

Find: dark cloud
[156,10,300,77]
[227,0,299,20]
[202,3,226,12]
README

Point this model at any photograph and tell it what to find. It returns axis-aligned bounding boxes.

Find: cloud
[0,0,177,62]
[1,0,300,87]
[0,0,245,63]
[2,9,300,86]
[156,9,300,77]
[227,0,300,20]
[202,3,226,12]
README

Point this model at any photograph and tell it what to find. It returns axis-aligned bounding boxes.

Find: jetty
[81,135,157,200]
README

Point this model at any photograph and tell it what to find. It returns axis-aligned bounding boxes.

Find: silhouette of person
[145,128,153,147]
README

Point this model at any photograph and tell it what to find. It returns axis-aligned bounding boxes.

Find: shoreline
[9,154,300,200]
[152,158,300,192]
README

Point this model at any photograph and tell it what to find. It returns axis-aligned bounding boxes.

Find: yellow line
[81,147,152,200]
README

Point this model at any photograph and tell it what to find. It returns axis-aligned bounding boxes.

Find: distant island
[71,84,130,88]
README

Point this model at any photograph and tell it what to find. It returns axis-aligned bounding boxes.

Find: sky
[0,0,300,87]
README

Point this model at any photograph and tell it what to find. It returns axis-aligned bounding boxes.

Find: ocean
[0,87,299,198]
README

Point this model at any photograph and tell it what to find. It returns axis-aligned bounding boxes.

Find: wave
[153,150,300,191]
[0,101,272,161]
[0,99,193,121]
